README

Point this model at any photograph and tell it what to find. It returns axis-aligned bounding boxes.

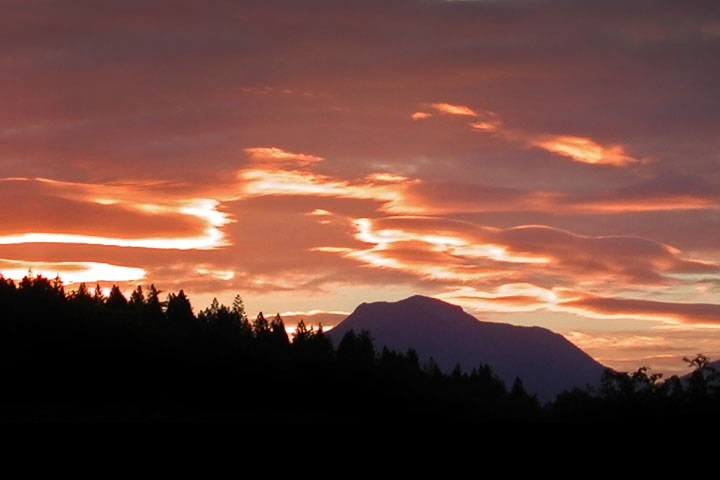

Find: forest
[0,274,717,423]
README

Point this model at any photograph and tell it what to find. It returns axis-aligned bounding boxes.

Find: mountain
[328,295,606,402]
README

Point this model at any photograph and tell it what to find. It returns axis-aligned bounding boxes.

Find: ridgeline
[0,275,717,422]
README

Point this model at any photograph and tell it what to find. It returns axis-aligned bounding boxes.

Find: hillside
[329,295,606,402]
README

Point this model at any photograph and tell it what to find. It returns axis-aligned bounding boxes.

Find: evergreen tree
[70,283,94,315]
[106,285,128,310]
[129,285,145,306]
[93,283,105,305]
[308,323,334,361]
[144,284,164,325]
[253,311,270,340]
[73,283,91,300]
[269,313,289,346]
[232,295,247,323]
[51,275,65,297]
[0,276,16,306]
[166,290,195,328]
[293,319,311,344]
[337,330,376,369]
[201,297,243,337]
[231,294,253,338]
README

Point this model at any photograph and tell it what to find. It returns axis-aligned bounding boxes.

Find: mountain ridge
[329,295,606,402]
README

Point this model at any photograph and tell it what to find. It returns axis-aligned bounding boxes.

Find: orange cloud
[279,310,349,329]
[236,169,425,213]
[564,331,670,350]
[236,149,718,219]
[313,216,720,305]
[437,284,720,327]
[431,103,478,116]
[469,121,501,133]
[411,112,432,120]
[314,217,551,283]
[366,172,411,183]
[561,296,720,326]
[566,197,715,213]
[0,258,146,284]
[307,209,332,216]
[451,104,640,167]
[0,178,232,250]
[244,147,324,166]
[195,265,235,281]
[532,135,638,166]
[437,284,560,313]
[400,178,720,215]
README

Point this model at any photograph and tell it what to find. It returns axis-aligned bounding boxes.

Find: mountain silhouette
[329,295,605,402]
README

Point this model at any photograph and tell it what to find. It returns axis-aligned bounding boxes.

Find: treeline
[0,274,717,422]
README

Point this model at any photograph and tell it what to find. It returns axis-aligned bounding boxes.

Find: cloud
[436,284,560,313]
[421,100,640,166]
[2,0,720,374]
[236,168,423,213]
[469,120,501,133]
[431,103,478,116]
[562,296,720,325]
[531,135,638,166]
[314,216,720,294]
[244,147,324,166]
[0,258,145,284]
[438,285,720,327]
[465,107,640,166]
[278,310,349,329]
[411,112,432,120]
[307,208,332,216]
[564,331,670,350]
[0,177,231,250]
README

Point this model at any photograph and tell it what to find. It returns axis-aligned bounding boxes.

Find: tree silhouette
[231,295,252,338]
[129,285,145,306]
[166,290,195,328]
[337,330,376,369]
[71,283,92,303]
[684,353,711,370]
[684,353,719,400]
[106,285,128,310]
[93,283,105,305]
[269,313,289,347]
[293,319,311,344]
[144,284,164,326]
[253,311,270,341]
[3,273,720,422]
[232,295,247,322]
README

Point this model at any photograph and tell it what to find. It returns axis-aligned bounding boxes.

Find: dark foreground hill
[329,295,605,402]
[3,275,717,422]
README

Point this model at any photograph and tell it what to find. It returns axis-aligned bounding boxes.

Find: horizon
[6,276,708,379]
[2,0,720,379]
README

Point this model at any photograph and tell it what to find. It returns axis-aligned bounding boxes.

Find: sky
[2,0,720,376]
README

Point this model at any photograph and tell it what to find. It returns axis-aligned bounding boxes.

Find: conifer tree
[93,283,105,305]
[166,290,195,328]
[269,313,289,346]
[293,318,311,344]
[107,285,128,310]
[129,285,145,306]
[253,311,270,340]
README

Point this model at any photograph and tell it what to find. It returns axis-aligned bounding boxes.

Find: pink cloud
[411,112,432,120]
[244,147,324,166]
[531,135,638,166]
[0,257,145,284]
[562,296,720,325]
[431,103,478,116]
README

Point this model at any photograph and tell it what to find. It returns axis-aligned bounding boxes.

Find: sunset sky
[2,0,720,376]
